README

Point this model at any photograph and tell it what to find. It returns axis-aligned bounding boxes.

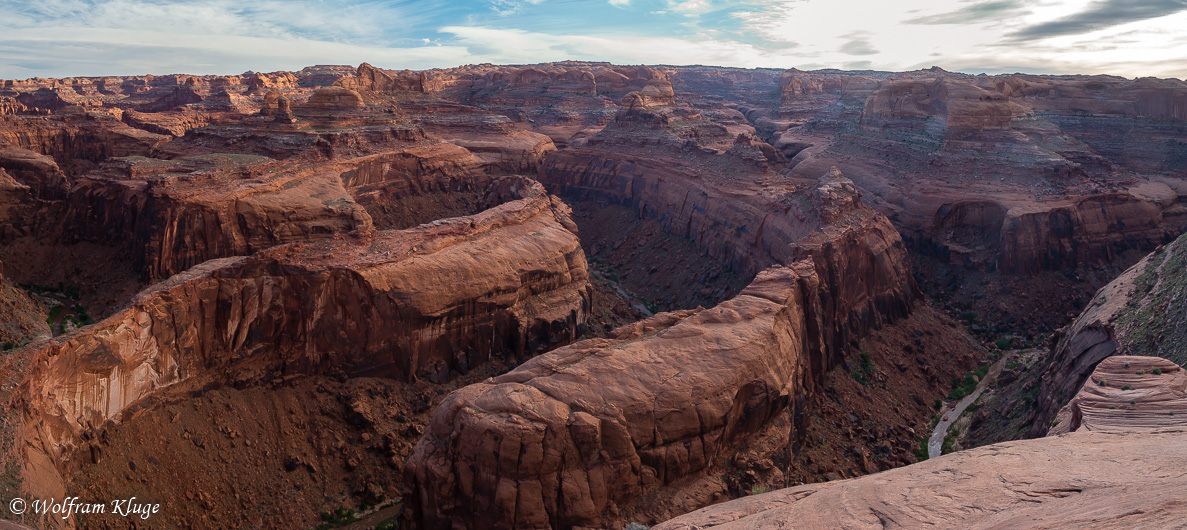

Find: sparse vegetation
[941,429,959,454]
[317,506,357,529]
[1116,236,1187,365]
[1121,384,1134,391]
[849,350,879,387]
[949,363,991,401]
[1154,367,1163,375]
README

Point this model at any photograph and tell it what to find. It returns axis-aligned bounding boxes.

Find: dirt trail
[929,354,1011,458]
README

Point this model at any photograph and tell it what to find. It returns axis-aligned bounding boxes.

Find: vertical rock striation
[15,177,591,504]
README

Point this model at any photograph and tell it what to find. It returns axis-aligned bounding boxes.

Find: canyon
[0,61,1183,529]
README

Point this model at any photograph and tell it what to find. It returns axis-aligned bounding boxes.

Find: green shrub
[1154,368,1163,375]
[317,506,357,529]
[948,370,981,401]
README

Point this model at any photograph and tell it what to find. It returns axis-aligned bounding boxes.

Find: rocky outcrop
[303,86,365,110]
[655,427,1187,529]
[1032,230,1187,435]
[0,115,169,170]
[404,264,827,529]
[16,176,591,503]
[62,157,372,281]
[655,357,1187,530]
[997,189,1187,274]
[0,146,68,199]
[405,157,919,527]
[540,152,916,329]
[1050,356,1187,434]
[121,108,219,137]
[780,69,1187,285]
[259,90,296,122]
[861,76,1027,133]
[611,92,670,129]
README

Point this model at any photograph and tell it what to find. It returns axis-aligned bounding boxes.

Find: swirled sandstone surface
[655,356,1187,530]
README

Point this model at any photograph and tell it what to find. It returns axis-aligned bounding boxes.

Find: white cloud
[0,0,1183,79]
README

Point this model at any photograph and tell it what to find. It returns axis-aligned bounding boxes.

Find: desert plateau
[1,0,1186,529]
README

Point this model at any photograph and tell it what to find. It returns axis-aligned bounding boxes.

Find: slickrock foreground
[656,356,1187,530]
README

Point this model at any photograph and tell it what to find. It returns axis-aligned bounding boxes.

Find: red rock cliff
[15,177,591,503]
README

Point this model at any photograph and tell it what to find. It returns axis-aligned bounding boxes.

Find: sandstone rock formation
[1,60,1183,530]
[304,86,365,110]
[16,176,591,506]
[1050,356,1187,434]
[655,356,1187,530]
[1032,230,1187,435]
[404,265,824,528]
[404,158,920,527]
[773,69,1187,279]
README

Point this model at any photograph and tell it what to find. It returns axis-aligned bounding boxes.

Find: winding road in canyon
[929,353,1012,458]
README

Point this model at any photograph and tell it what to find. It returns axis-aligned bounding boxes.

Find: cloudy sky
[1,0,1185,79]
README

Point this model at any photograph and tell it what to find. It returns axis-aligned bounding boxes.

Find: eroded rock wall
[1031,230,1187,435]
[404,264,825,529]
[540,155,916,354]
[16,177,591,503]
[405,161,920,528]
[654,356,1187,530]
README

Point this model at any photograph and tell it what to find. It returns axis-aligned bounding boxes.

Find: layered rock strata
[16,177,591,504]
[404,264,825,528]
[778,70,1187,276]
[1050,356,1187,434]
[654,357,1187,530]
[1032,230,1187,434]
[404,161,920,528]
[542,137,917,355]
